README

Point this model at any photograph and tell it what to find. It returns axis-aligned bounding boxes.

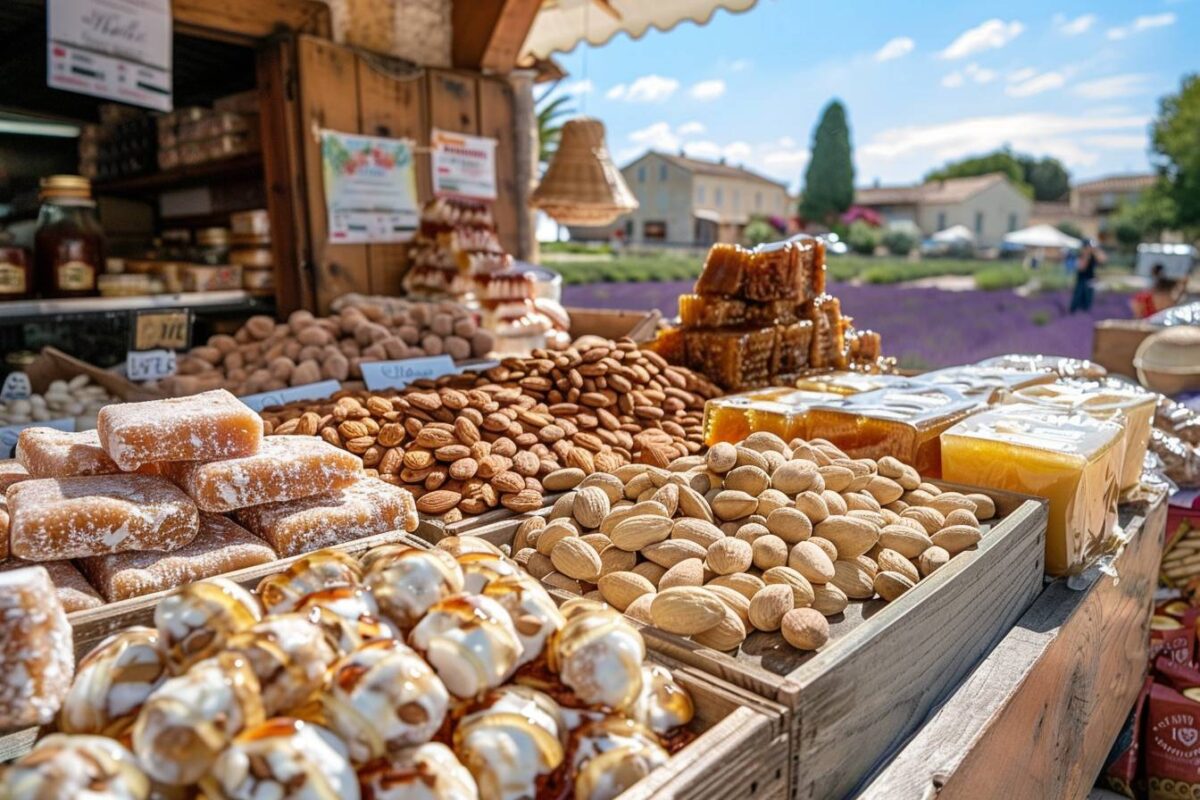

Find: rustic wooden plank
[297,36,369,313]
[1092,319,1158,379]
[427,71,480,135]
[858,497,1166,800]
[175,0,330,42]
[451,0,542,74]
[478,77,520,255]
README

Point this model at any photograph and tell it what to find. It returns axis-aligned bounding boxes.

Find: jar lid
[40,174,92,200]
[196,227,230,245]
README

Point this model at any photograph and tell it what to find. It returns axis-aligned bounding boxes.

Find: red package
[1104,676,1153,797]
[1159,599,1194,620]
[1151,613,1194,668]
[1157,657,1200,694]
[1146,682,1200,799]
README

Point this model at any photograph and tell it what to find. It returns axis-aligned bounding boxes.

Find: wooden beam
[174,0,331,43]
[452,0,542,74]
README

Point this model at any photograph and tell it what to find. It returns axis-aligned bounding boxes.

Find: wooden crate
[856,496,1166,800]
[457,485,1048,800]
[412,492,562,544]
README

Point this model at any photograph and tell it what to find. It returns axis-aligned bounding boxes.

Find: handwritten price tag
[132,309,191,351]
[0,372,31,401]
[126,349,177,382]
[239,380,342,413]
[361,356,456,391]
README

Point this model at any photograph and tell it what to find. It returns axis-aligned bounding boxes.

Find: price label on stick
[361,356,456,391]
[239,380,342,413]
[132,309,192,351]
[126,349,177,382]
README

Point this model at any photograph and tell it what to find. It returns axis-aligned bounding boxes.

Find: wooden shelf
[93,155,263,196]
[0,290,272,323]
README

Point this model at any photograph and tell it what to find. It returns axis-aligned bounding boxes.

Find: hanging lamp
[532,117,638,226]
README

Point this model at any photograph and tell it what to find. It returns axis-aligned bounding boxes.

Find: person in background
[1070,238,1106,313]
[1131,263,1186,318]
[1063,247,1078,277]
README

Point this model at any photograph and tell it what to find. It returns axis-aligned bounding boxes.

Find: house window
[643,221,667,240]
[755,191,762,211]
[696,185,706,204]
[715,187,723,207]
[659,164,668,181]
[974,211,984,235]
[936,212,946,230]
[637,166,646,183]
[625,220,634,238]
[1008,213,1017,232]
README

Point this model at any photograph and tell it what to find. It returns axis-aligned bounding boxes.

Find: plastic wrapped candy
[921,364,1056,404]
[703,387,842,446]
[974,353,1107,381]
[204,718,359,800]
[60,627,169,737]
[548,599,644,711]
[0,734,150,800]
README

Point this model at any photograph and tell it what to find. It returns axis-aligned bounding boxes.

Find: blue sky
[542,1,1195,193]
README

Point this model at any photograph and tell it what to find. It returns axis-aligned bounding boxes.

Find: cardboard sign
[0,417,73,459]
[239,380,342,413]
[132,308,191,351]
[47,0,173,112]
[432,128,498,201]
[362,356,456,391]
[321,130,419,244]
[125,348,176,381]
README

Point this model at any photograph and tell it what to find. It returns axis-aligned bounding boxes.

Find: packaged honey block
[922,365,1057,404]
[16,428,120,478]
[794,371,915,396]
[97,389,263,471]
[7,474,200,561]
[941,403,1124,576]
[704,388,842,445]
[975,353,1106,380]
[1010,382,1157,492]
[0,566,73,727]
[694,243,749,296]
[775,320,815,375]
[643,325,686,365]
[0,559,103,612]
[0,459,31,491]
[168,435,363,513]
[80,513,277,602]
[684,327,779,391]
[806,385,980,477]
[235,477,418,557]
[743,241,801,302]
[679,293,746,328]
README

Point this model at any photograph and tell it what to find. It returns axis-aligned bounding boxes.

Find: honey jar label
[58,260,96,290]
[0,262,25,294]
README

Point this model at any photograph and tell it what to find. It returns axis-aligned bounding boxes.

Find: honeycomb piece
[744,241,800,302]
[679,294,747,329]
[811,238,827,296]
[684,327,778,391]
[694,243,750,296]
[808,295,844,370]
[744,299,799,327]
[776,320,815,375]
[643,326,686,365]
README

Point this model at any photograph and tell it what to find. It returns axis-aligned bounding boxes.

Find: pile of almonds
[514,431,996,652]
[155,299,495,397]
[259,338,721,520]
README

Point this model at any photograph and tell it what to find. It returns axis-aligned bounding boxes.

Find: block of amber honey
[810,238,827,296]
[846,329,883,364]
[97,388,262,471]
[806,385,979,477]
[794,371,914,396]
[0,559,103,612]
[80,513,277,602]
[745,299,800,328]
[744,241,801,302]
[16,428,120,478]
[679,293,747,328]
[1009,382,1157,492]
[0,459,31,491]
[775,320,815,375]
[644,326,686,365]
[941,403,1124,576]
[922,365,1057,404]
[168,435,362,513]
[684,327,779,391]
[807,295,845,370]
[236,477,418,557]
[704,388,842,445]
[7,474,199,560]
[694,243,750,296]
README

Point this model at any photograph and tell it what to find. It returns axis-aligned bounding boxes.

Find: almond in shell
[650,587,726,635]
[877,548,920,583]
[762,566,815,607]
[815,515,879,559]
[878,525,934,558]
[830,559,876,599]
[573,486,611,530]
[659,558,705,590]
[597,571,656,611]
[875,570,916,602]
[706,573,765,601]
[788,541,835,584]
[671,517,725,549]
[692,605,748,651]
[748,584,794,632]
[931,525,982,554]
[918,546,950,576]
[611,515,673,551]
[810,584,849,617]
[705,538,753,575]
[782,608,829,650]
[643,539,707,569]
[550,536,603,582]
[711,490,759,521]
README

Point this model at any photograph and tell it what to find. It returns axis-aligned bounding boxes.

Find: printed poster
[47,0,173,111]
[321,130,419,244]
[432,128,498,201]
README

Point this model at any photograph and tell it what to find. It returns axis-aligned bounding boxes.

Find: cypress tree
[800,100,855,222]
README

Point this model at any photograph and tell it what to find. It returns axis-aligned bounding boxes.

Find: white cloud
[729,59,751,72]
[1005,71,1066,97]
[965,63,997,84]
[1082,134,1148,150]
[1108,12,1176,40]
[606,74,679,103]
[677,121,706,136]
[627,122,680,153]
[723,141,752,162]
[1053,13,1097,35]
[941,72,966,89]
[1007,67,1038,84]
[563,79,594,96]
[689,79,726,101]
[1074,74,1150,99]
[874,36,915,62]
[939,19,1025,59]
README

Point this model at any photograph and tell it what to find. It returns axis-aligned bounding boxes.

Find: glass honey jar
[34,175,105,298]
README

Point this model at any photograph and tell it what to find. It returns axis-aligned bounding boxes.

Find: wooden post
[509,69,538,261]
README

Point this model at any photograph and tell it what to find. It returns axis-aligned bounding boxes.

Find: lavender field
[563,280,1133,369]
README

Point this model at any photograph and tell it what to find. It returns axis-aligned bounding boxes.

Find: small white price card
[126,349,176,381]
[0,372,32,401]
[361,356,456,391]
[239,380,342,413]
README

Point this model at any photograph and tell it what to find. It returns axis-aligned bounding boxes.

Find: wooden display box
[1092,319,1159,379]
[25,346,163,402]
[443,485,1048,800]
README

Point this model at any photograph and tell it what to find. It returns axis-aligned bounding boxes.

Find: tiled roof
[855,173,1010,206]
[1072,173,1157,194]
[628,151,789,189]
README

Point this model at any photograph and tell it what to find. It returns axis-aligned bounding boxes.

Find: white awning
[523,0,760,59]
[1003,224,1082,249]
[693,208,720,223]
[932,224,975,243]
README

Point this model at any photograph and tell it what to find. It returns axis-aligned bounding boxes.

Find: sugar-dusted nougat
[0,459,30,492]
[97,388,262,471]
[80,513,277,602]
[694,243,750,296]
[168,436,363,513]
[0,559,103,612]
[16,427,120,478]
[7,474,199,560]
[0,566,73,727]
[236,477,418,557]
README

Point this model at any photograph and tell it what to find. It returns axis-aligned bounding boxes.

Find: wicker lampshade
[533,117,638,226]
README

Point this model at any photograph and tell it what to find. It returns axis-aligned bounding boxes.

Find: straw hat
[1135,326,1200,396]
[533,117,638,226]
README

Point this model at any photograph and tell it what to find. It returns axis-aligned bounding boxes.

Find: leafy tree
[535,93,574,167]
[846,220,878,255]
[926,150,1026,192]
[1150,73,1200,236]
[800,100,855,222]
[881,229,916,256]
[1056,222,1083,240]
[1019,156,1071,202]
[742,217,777,247]
[1111,182,1179,249]
[925,148,1072,201]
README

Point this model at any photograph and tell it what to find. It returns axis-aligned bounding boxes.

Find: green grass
[540,241,614,256]
[973,267,1030,291]
[548,252,703,285]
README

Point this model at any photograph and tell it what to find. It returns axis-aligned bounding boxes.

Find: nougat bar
[0,559,103,612]
[8,474,199,560]
[97,388,262,471]
[16,427,120,478]
[168,435,363,513]
[0,459,30,491]
[0,566,73,727]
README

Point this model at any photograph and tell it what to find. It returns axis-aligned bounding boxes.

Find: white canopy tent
[931,224,975,243]
[1003,224,1082,250]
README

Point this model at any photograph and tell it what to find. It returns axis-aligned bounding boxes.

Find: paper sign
[132,308,191,351]
[0,417,74,459]
[0,372,32,402]
[432,129,498,201]
[321,130,419,244]
[362,356,456,391]
[47,0,173,112]
[239,380,342,413]
[126,348,176,381]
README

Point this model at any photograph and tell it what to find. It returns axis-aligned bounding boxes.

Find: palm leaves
[537,93,574,167]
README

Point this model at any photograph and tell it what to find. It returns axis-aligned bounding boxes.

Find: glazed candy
[775,320,815,376]
[256,549,364,615]
[454,686,565,800]
[59,627,168,737]
[168,435,362,513]
[226,614,338,716]
[793,371,915,396]
[743,240,803,302]
[0,458,30,490]
[703,387,842,446]
[363,546,465,630]
[79,513,276,602]
[548,599,644,711]
[322,639,449,763]
[807,294,846,370]
[0,558,103,612]
[0,734,150,800]
[16,427,119,477]
[941,403,1124,576]
[205,719,359,800]
[97,389,263,471]
[358,742,479,800]
[154,577,263,673]
[693,243,749,295]
[482,574,565,668]
[630,664,696,736]
[131,652,266,785]
[0,566,74,727]
[408,594,522,699]
[571,717,670,800]
[7,474,199,560]
[235,477,419,557]
[975,353,1107,380]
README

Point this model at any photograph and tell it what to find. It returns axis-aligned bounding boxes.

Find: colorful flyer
[432,128,498,201]
[321,130,419,244]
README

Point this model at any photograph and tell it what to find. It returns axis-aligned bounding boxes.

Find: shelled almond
[524,431,996,653]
